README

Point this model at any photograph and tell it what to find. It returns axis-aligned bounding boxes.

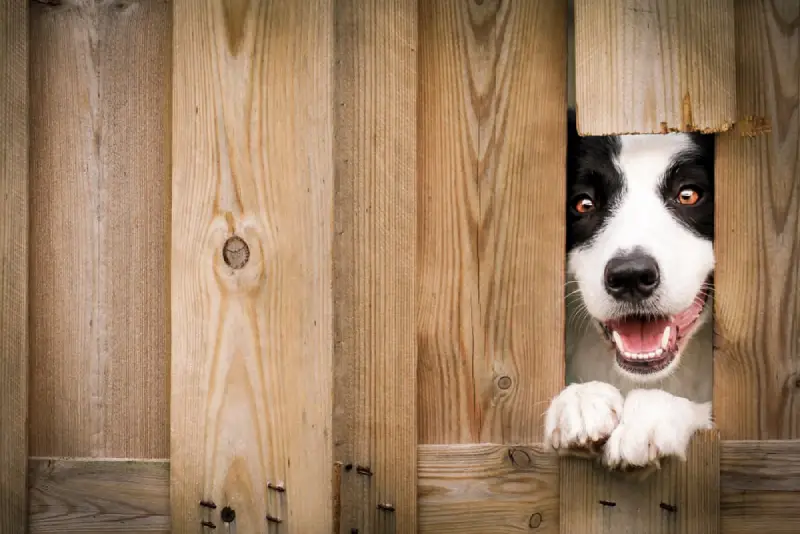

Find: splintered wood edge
[25,441,800,532]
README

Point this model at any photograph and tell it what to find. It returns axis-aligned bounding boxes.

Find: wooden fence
[0,0,798,533]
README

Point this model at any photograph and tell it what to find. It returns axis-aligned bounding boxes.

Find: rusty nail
[199,500,217,509]
[356,465,373,476]
[660,502,677,512]
[599,500,616,507]
[201,520,217,529]
[266,514,283,523]
[268,482,286,492]
[377,503,396,512]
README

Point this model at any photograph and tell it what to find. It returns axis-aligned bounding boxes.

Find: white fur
[545,132,715,469]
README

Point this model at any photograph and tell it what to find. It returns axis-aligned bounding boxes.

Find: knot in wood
[497,375,512,390]
[528,512,542,528]
[222,235,250,269]
[508,448,531,468]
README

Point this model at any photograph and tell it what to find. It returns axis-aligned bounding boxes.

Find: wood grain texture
[573,0,736,135]
[417,0,566,445]
[332,1,417,532]
[29,0,171,459]
[721,440,800,534]
[714,0,800,440]
[0,0,28,530]
[28,458,170,534]
[171,1,333,532]
[418,444,559,534]
[560,430,720,534]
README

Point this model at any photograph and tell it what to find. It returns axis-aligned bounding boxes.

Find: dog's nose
[604,251,660,301]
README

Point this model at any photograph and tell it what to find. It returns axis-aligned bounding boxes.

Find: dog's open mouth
[600,290,709,375]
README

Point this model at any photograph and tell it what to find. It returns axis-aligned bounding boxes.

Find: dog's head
[566,109,715,383]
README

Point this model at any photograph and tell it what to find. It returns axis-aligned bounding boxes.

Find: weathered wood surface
[0,0,29,531]
[417,0,567,445]
[560,430,720,534]
[714,0,800,440]
[332,1,418,532]
[29,0,171,459]
[573,0,736,135]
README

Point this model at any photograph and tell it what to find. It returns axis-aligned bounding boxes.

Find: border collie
[544,109,715,469]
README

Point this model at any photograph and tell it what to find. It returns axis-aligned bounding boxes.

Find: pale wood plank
[714,0,800,440]
[28,458,170,534]
[560,430,720,534]
[171,1,333,532]
[332,1,418,532]
[573,0,736,135]
[417,0,566,445]
[29,0,171,458]
[0,0,28,530]
[418,444,559,534]
[721,440,800,533]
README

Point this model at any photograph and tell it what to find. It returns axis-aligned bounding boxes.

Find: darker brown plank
[29,0,171,459]
[0,0,28,531]
[714,0,800,440]
[417,0,567,445]
[721,440,800,534]
[560,430,720,534]
[333,0,418,532]
[418,444,559,534]
[28,459,170,534]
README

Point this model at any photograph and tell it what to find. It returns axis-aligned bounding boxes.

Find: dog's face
[566,111,715,383]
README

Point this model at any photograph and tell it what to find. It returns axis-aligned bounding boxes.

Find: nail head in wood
[220,506,236,523]
[599,500,616,507]
[266,514,283,523]
[222,235,250,269]
[199,500,217,509]
[268,481,286,492]
[201,520,217,529]
[377,503,395,512]
[659,502,677,513]
[355,465,373,476]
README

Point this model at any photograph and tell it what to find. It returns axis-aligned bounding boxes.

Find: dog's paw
[544,381,624,457]
[602,389,713,470]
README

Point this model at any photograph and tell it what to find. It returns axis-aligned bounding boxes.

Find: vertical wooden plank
[171,1,333,532]
[560,430,720,534]
[332,0,417,532]
[714,0,800,440]
[29,0,171,458]
[573,0,736,135]
[0,0,28,530]
[417,0,566,444]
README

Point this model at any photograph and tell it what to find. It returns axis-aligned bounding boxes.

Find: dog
[544,109,716,469]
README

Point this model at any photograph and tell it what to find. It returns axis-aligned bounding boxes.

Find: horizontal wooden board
[28,459,170,533]
[26,441,800,532]
[720,441,800,533]
[418,444,559,533]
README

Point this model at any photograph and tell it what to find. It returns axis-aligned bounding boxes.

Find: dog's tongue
[607,317,671,353]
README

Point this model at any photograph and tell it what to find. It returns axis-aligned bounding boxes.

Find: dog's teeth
[655,348,663,356]
[661,326,671,350]
[612,331,624,351]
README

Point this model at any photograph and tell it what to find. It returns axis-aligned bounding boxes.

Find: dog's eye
[676,187,701,206]
[572,194,595,214]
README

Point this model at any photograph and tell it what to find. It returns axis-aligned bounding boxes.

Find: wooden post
[714,0,800,440]
[332,1,418,532]
[0,0,28,530]
[416,0,566,531]
[171,1,334,532]
[573,0,736,135]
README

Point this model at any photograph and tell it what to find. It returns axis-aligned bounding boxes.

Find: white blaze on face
[567,133,715,322]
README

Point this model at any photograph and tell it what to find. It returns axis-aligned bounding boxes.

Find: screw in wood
[267,481,286,492]
[266,514,283,524]
[377,503,395,512]
[201,520,217,529]
[199,500,217,509]
[355,465,373,476]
